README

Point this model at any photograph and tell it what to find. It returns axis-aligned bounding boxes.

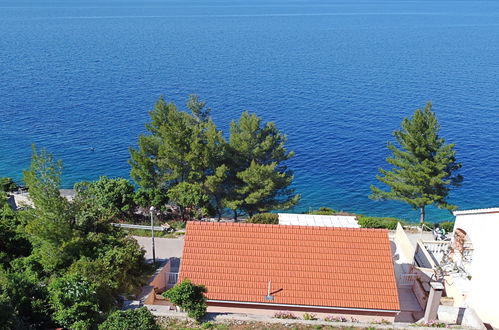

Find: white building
[449,208,499,328]
[409,208,499,328]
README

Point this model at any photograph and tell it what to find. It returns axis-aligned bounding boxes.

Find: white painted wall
[453,209,499,328]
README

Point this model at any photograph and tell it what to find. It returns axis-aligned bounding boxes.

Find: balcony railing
[417,240,473,278]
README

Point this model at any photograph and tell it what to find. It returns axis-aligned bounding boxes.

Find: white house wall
[453,210,499,328]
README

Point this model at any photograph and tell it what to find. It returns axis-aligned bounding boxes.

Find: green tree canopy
[167,182,208,220]
[129,96,225,213]
[225,112,300,218]
[74,176,136,222]
[1,146,149,329]
[0,177,18,192]
[370,102,463,223]
[0,205,31,268]
[98,307,160,330]
[48,273,99,329]
[130,97,299,219]
[23,147,75,272]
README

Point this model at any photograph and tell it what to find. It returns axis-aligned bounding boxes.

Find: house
[447,208,498,328]
[176,222,399,321]
[278,213,360,228]
[394,208,496,328]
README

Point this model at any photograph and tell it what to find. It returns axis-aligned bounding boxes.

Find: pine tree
[226,112,300,218]
[370,102,463,224]
[129,96,224,207]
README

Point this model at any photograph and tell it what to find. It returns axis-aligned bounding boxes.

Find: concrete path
[133,236,184,263]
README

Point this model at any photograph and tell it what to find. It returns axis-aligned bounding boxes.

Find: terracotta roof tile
[179,222,399,311]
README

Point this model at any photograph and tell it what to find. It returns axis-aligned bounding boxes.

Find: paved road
[133,236,184,263]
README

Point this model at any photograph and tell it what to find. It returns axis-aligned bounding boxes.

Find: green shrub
[163,279,207,321]
[273,311,297,319]
[357,216,404,230]
[307,207,336,215]
[168,220,187,230]
[48,274,99,329]
[439,221,454,233]
[99,307,160,330]
[303,312,317,320]
[248,213,279,224]
[0,178,18,192]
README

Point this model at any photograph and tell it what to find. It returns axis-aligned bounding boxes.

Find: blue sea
[1,0,498,222]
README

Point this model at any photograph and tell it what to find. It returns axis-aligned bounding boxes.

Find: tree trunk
[419,206,425,224]
[233,210,237,222]
[180,207,185,221]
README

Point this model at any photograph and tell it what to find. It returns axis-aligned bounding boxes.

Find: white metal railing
[418,239,474,279]
[463,248,474,260]
[111,223,166,231]
[422,240,451,264]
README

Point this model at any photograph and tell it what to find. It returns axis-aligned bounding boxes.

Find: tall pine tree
[129,95,224,212]
[370,102,462,224]
[225,112,300,218]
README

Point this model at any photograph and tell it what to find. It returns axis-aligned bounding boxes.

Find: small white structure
[450,207,499,328]
[278,213,360,228]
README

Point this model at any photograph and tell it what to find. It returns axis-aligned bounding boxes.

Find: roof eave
[453,207,499,216]
[207,299,400,314]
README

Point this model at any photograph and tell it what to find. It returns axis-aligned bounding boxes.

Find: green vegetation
[99,307,160,330]
[439,221,454,233]
[129,96,300,220]
[306,207,337,215]
[357,216,404,230]
[370,102,462,224]
[163,279,208,321]
[74,176,136,222]
[0,177,18,192]
[247,212,279,224]
[302,313,317,320]
[157,317,373,329]
[48,273,100,329]
[0,147,151,329]
[273,311,298,319]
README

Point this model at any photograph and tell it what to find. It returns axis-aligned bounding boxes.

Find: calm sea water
[1,0,498,221]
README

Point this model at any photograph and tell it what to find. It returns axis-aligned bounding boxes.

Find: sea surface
[1,0,498,221]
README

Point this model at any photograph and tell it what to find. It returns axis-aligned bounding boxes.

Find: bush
[273,311,297,319]
[307,207,336,215]
[0,177,18,192]
[357,216,404,230]
[99,307,160,330]
[439,221,454,233]
[48,274,99,329]
[324,315,348,322]
[163,279,207,321]
[168,220,186,230]
[248,213,278,224]
[302,312,317,320]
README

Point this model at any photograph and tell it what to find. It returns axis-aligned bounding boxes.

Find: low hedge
[357,216,405,230]
[439,221,454,233]
[248,213,279,224]
[307,207,337,215]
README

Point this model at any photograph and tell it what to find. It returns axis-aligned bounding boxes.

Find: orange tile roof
[179,222,399,312]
